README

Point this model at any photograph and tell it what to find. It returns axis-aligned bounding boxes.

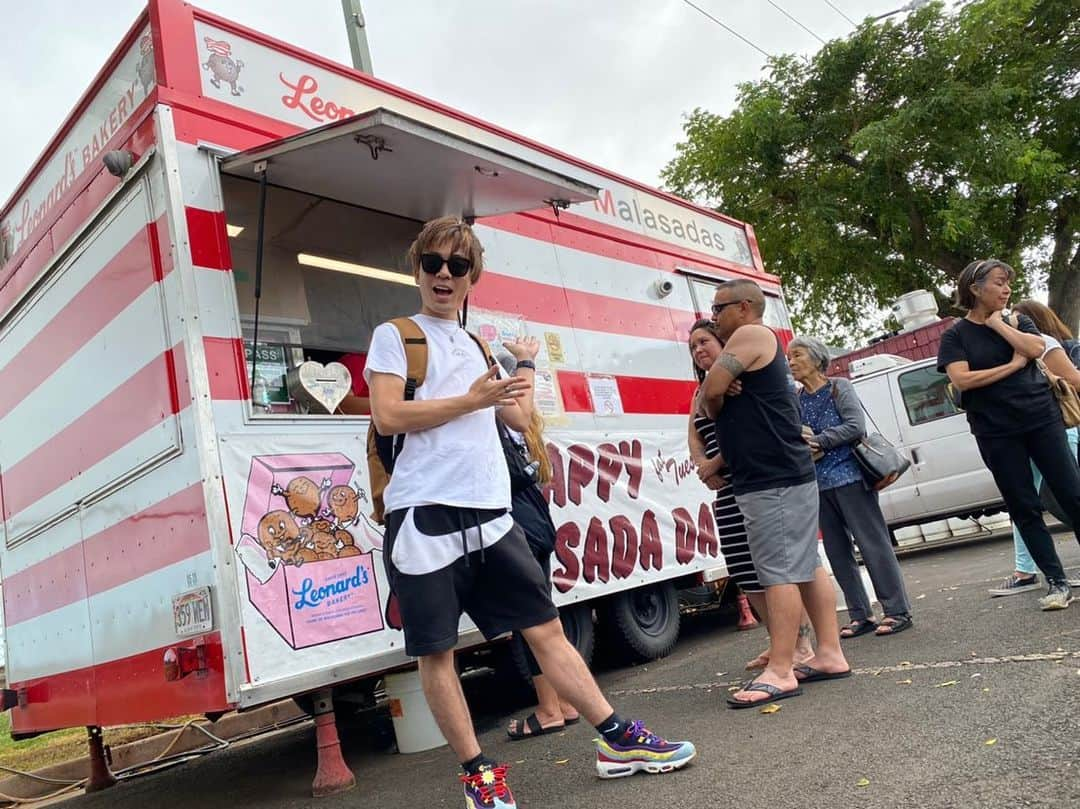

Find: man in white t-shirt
[366,217,694,809]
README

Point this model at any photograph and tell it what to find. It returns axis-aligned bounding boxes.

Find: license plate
[173,587,213,637]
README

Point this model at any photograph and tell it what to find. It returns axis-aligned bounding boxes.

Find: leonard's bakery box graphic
[234,452,387,649]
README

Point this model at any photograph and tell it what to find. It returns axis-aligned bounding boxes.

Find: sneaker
[1039,582,1073,611]
[594,720,696,779]
[461,763,515,809]
[988,573,1040,597]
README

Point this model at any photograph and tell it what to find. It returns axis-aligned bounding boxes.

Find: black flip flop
[875,614,913,636]
[507,712,565,741]
[840,618,878,639]
[564,715,581,726]
[794,664,852,683]
[726,680,803,709]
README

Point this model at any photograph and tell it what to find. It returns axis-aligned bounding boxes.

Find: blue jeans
[1015,427,1079,574]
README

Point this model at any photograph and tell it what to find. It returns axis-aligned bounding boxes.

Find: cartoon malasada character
[271,476,324,521]
[327,485,360,527]
[310,529,339,561]
[336,529,361,557]
[201,38,244,96]
[257,510,301,562]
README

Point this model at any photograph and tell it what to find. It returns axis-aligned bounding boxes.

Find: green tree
[663,0,1079,338]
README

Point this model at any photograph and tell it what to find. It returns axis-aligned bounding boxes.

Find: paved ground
[60,533,1080,809]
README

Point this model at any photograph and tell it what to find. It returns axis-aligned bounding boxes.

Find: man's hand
[503,336,541,362]
[727,379,743,397]
[467,365,530,410]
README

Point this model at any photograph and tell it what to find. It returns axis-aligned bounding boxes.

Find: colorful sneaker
[594,720,696,779]
[988,573,1040,597]
[461,763,515,809]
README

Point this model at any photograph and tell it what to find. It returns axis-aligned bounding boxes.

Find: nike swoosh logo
[399,508,514,548]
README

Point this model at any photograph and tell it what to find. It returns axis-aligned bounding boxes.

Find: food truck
[0,0,793,792]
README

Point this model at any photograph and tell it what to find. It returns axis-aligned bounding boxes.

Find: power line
[766,0,827,44]
[821,0,857,26]
[679,0,773,60]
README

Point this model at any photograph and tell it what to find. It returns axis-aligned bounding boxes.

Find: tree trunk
[1047,199,1079,333]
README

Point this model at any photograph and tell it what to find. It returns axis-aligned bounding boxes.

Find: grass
[0,713,195,774]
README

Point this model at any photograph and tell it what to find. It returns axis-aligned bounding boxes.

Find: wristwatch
[515,360,536,371]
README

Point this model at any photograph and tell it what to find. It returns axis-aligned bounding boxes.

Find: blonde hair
[522,410,553,486]
[406,216,485,284]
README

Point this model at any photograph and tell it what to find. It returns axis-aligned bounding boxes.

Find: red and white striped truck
[0,0,794,774]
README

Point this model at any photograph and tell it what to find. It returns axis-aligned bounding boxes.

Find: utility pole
[341,0,374,74]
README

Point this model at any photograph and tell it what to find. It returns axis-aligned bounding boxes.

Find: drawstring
[457,509,487,567]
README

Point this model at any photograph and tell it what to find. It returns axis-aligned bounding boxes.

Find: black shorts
[383,505,559,657]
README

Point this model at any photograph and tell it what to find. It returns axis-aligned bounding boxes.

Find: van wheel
[604,582,680,662]
[511,602,595,683]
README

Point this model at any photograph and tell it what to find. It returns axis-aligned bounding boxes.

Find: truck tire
[511,602,595,683]
[604,582,680,662]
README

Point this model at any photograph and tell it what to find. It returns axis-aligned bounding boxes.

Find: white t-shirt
[365,314,511,515]
[1041,333,1062,359]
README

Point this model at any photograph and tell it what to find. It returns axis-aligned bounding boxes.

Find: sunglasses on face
[420,252,472,277]
[711,299,748,316]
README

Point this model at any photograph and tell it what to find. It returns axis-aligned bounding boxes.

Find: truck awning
[220,107,599,221]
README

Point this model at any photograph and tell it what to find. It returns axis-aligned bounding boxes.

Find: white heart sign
[289,361,352,414]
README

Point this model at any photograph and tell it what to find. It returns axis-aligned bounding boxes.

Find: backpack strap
[465,330,497,369]
[388,317,428,400]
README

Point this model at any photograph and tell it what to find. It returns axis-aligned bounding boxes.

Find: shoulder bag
[1036,358,1080,428]
[833,380,912,491]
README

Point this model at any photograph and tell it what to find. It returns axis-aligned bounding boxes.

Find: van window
[898,365,960,425]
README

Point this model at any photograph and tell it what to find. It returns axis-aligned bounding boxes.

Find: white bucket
[894,525,924,548]
[384,670,447,754]
[921,520,951,543]
[947,517,980,537]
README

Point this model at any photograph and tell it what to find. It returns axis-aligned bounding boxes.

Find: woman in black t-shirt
[938,259,1080,610]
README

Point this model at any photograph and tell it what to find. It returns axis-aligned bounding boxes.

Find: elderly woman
[939,260,1080,610]
[788,336,913,637]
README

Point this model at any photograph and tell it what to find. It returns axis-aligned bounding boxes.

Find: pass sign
[173,587,214,638]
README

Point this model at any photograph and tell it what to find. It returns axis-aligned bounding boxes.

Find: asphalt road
[62,533,1080,809]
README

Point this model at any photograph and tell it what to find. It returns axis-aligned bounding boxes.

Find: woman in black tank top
[687,320,814,669]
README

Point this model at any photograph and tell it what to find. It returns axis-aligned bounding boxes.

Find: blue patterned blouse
[799,383,863,491]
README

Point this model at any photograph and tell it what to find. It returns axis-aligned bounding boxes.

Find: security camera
[103,150,134,177]
[654,278,674,298]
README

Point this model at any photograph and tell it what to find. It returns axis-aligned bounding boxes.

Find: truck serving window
[898,365,961,426]
[685,275,791,334]
[217,107,598,416]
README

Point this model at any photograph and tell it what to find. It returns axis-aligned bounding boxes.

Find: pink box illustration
[236,453,385,649]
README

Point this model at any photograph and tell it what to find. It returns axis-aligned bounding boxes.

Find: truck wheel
[604,582,680,662]
[511,602,595,683]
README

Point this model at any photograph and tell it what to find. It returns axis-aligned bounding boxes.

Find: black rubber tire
[510,602,595,683]
[604,582,680,662]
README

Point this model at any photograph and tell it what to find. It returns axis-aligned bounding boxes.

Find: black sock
[461,753,496,776]
[595,712,630,743]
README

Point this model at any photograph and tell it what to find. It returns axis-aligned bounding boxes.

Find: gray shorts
[735,480,821,587]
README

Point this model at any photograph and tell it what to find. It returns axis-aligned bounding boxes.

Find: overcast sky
[1,0,925,208]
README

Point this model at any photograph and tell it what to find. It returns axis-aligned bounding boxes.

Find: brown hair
[688,318,723,382]
[522,410,553,486]
[405,216,485,284]
[953,259,1014,311]
[1013,299,1074,342]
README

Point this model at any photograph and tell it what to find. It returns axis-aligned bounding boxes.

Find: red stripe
[558,372,696,415]
[473,272,683,342]
[3,484,209,626]
[0,222,165,420]
[7,633,229,733]
[204,336,250,401]
[186,206,232,270]
[2,348,183,521]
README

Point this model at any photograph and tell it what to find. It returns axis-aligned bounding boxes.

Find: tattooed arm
[701,324,771,419]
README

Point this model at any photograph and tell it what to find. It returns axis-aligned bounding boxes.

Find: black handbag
[852,432,912,491]
[830,381,912,491]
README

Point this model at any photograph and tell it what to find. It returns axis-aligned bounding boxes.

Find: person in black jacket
[938,260,1080,610]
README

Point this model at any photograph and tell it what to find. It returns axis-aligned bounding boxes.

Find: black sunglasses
[420,252,472,278]
[711,299,748,316]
